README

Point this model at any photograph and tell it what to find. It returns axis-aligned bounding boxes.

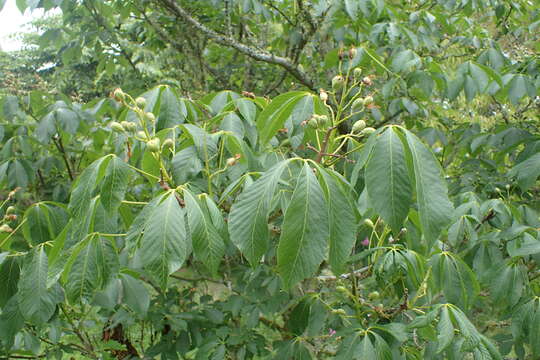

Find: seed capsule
[147,138,161,153]
[226,157,237,166]
[5,206,16,215]
[368,291,380,300]
[361,127,376,136]
[352,120,366,133]
[308,117,319,129]
[332,75,345,91]
[136,131,147,140]
[353,67,362,80]
[135,97,147,109]
[113,88,125,101]
[352,98,365,111]
[145,112,156,122]
[364,218,374,228]
[319,89,328,102]
[162,138,174,150]
[110,121,125,133]
[363,95,374,105]
[0,224,13,233]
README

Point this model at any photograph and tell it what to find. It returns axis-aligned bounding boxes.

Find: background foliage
[0,0,539,359]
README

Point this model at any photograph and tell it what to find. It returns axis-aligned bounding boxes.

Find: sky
[0,1,48,52]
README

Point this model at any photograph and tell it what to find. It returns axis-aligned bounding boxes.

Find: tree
[0,0,539,359]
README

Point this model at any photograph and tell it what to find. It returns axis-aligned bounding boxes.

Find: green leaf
[184,189,225,275]
[137,192,188,288]
[0,257,20,308]
[68,156,110,243]
[431,252,480,310]
[403,129,453,247]
[0,296,24,346]
[100,156,131,213]
[256,91,309,145]
[64,235,118,303]
[22,203,51,245]
[530,301,540,357]
[120,274,150,316]
[228,160,291,266]
[489,261,525,308]
[437,306,455,353]
[509,152,540,191]
[156,86,186,131]
[18,247,60,324]
[508,74,536,105]
[317,167,357,275]
[277,163,329,288]
[366,127,412,234]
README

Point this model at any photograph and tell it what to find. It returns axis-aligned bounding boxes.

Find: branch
[155,0,316,91]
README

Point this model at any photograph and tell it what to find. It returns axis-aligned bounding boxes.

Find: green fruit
[361,127,376,136]
[331,308,347,315]
[364,218,374,228]
[135,97,147,109]
[147,138,161,153]
[352,120,366,133]
[110,121,125,133]
[363,95,374,105]
[145,112,156,122]
[336,286,348,294]
[113,88,125,101]
[308,117,319,129]
[162,138,174,149]
[318,115,330,128]
[368,291,380,300]
[352,98,365,111]
[353,67,362,80]
[136,131,147,140]
[5,206,16,215]
[125,122,137,132]
[332,75,345,91]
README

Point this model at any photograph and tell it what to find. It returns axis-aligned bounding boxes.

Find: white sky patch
[0,1,49,52]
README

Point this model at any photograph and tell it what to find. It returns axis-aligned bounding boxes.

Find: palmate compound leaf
[277,163,329,288]
[183,189,225,275]
[136,191,188,289]
[100,155,132,214]
[365,127,412,235]
[228,159,292,266]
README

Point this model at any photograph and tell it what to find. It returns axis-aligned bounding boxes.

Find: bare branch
[155,0,316,91]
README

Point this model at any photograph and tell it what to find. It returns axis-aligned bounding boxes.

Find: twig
[155,0,316,91]
[316,266,370,281]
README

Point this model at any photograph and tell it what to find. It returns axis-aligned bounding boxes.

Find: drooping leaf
[228,160,291,266]
[403,129,453,247]
[18,247,60,324]
[317,167,357,275]
[137,192,188,288]
[100,156,131,213]
[120,274,150,316]
[277,163,329,288]
[184,189,224,275]
[366,127,412,234]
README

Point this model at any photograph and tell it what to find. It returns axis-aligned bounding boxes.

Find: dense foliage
[0,0,539,359]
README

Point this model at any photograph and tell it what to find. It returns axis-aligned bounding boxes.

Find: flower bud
[162,138,174,150]
[319,89,328,103]
[353,67,362,80]
[332,75,345,91]
[135,97,147,109]
[145,112,156,123]
[352,120,366,133]
[348,47,357,59]
[110,121,125,133]
[226,157,237,167]
[360,127,376,136]
[147,138,161,153]
[0,224,13,233]
[352,98,365,111]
